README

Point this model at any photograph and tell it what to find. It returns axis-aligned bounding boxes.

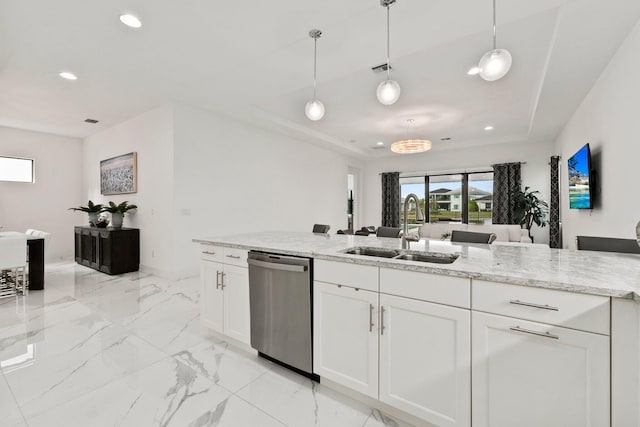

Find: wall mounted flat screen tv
[568,143,593,209]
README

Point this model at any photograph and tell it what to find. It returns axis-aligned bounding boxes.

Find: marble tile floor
[0,262,412,427]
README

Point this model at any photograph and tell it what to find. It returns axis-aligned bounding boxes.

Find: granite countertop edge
[193,235,640,302]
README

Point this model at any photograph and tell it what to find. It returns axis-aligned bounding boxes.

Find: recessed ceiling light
[484,125,494,131]
[376,141,385,146]
[467,67,480,76]
[84,119,99,124]
[58,72,77,81]
[120,14,142,28]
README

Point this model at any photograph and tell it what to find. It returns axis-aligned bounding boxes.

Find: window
[0,156,34,183]
[402,170,494,225]
[468,172,494,224]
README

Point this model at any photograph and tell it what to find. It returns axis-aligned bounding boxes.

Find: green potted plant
[515,187,549,239]
[102,201,138,228]
[69,200,104,227]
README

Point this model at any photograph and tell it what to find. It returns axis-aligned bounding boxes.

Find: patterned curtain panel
[492,163,521,224]
[549,156,561,248]
[381,172,400,227]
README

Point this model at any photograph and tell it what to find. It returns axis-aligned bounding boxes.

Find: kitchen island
[193,231,640,427]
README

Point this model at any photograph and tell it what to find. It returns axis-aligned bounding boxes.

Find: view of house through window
[0,156,34,183]
[400,171,494,228]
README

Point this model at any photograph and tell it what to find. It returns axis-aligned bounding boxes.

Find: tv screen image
[568,143,593,209]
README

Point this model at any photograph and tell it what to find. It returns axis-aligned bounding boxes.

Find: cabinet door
[472,311,610,427]
[222,264,251,345]
[313,282,379,398]
[379,294,471,427]
[200,260,224,333]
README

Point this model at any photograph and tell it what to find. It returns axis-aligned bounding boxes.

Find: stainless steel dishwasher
[247,251,316,379]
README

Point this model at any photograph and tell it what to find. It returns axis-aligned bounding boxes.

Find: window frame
[0,156,35,183]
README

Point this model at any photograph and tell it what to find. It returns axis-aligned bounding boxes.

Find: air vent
[440,137,452,141]
[84,119,99,124]
[371,63,392,73]
[371,145,387,150]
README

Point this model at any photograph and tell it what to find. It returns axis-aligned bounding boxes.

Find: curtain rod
[379,166,495,176]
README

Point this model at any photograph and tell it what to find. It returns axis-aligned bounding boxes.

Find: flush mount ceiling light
[120,14,142,28]
[391,119,432,154]
[477,0,512,81]
[58,71,77,81]
[376,0,401,105]
[305,29,325,121]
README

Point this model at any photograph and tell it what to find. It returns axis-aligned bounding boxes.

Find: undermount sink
[341,247,459,264]
[394,252,459,264]
[342,247,399,258]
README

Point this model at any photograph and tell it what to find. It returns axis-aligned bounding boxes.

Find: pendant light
[377,0,401,105]
[305,29,325,121]
[391,119,432,154]
[478,0,512,81]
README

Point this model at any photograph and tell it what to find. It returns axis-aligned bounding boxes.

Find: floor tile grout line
[1,370,29,426]
[231,391,290,426]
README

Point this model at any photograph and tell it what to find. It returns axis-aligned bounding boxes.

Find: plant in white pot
[102,201,137,228]
[69,200,105,227]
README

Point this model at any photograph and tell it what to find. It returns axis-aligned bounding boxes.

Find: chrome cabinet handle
[509,300,559,311]
[380,306,385,335]
[369,304,374,332]
[215,271,221,289]
[226,254,241,259]
[202,251,216,255]
[510,326,558,340]
[220,272,226,289]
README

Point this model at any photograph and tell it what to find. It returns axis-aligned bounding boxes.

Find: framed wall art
[100,152,137,195]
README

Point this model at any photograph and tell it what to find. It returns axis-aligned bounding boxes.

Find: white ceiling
[0,0,639,158]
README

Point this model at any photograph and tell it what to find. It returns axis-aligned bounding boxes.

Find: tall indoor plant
[102,201,137,228]
[69,200,104,226]
[515,187,548,238]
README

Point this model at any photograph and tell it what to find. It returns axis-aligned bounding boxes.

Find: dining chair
[376,227,402,238]
[451,230,496,244]
[312,224,331,234]
[0,236,28,298]
[576,236,640,254]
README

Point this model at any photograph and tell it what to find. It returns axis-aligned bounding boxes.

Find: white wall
[172,104,363,277]
[555,20,640,249]
[363,141,554,244]
[0,126,83,260]
[83,104,175,277]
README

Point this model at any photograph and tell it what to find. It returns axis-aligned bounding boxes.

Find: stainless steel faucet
[401,193,425,249]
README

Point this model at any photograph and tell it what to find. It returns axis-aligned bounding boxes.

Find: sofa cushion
[429,223,467,239]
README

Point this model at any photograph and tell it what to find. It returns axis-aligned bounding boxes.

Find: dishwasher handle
[247,258,308,273]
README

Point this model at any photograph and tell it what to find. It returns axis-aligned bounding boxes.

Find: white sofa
[417,222,533,243]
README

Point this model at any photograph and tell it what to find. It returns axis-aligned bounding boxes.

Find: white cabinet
[379,294,470,427]
[314,262,471,427]
[313,281,379,398]
[200,258,224,333]
[199,245,250,345]
[472,311,610,427]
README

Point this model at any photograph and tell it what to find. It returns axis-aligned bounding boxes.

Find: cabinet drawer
[223,247,248,267]
[380,268,470,309]
[200,244,223,262]
[472,280,610,335]
[315,260,378,292]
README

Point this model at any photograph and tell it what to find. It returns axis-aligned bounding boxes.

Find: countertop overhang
[193,231,640,301]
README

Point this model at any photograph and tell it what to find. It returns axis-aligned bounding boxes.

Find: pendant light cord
[386,4,391,80]
[492,0,497,50]
[313,36,318,99]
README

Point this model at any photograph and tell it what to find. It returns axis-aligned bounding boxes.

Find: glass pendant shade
[478,48,512,81]
[391,139,432,154]
[377,79,401,105]
[305,99,325,121]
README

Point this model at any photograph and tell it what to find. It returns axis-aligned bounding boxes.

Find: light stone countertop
[193,231,640,301]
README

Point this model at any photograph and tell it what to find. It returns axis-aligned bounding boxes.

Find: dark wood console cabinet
[74,226,140,275]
